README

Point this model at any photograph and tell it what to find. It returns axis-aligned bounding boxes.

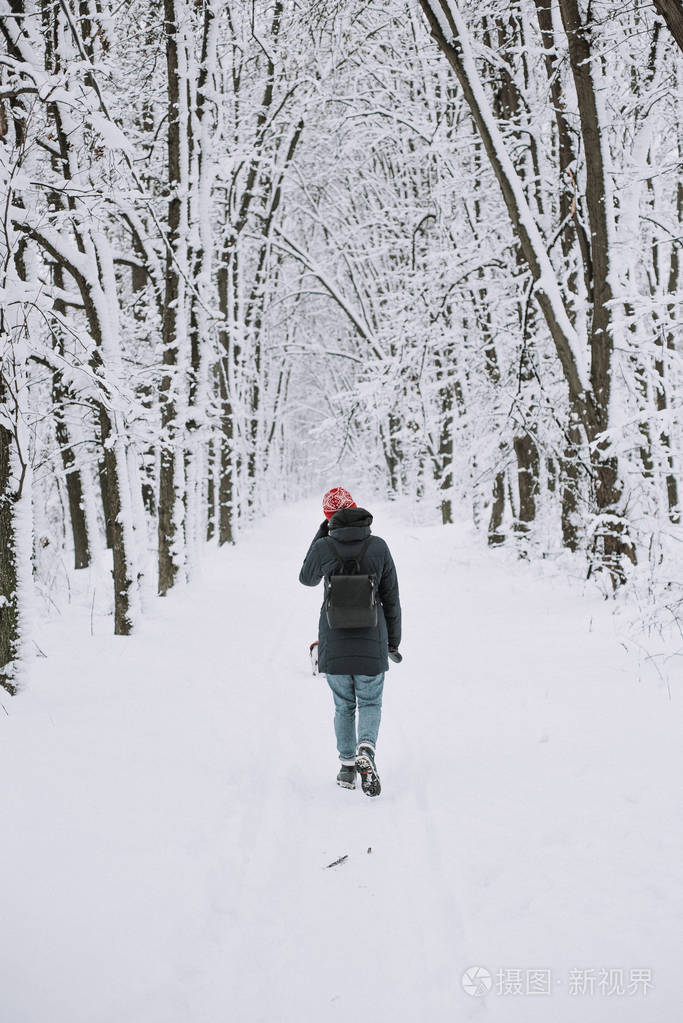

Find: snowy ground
[1,501,681,1023]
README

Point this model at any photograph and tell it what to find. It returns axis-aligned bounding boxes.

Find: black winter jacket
[299,507,401,676]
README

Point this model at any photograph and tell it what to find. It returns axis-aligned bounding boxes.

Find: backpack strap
[326,535,373,574]
[355,536,373,573]
[325,536,344,573]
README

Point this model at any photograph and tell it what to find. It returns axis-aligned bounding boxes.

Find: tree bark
[206,438,216,541]
[52,381,90,569]
[558,0,636,582]
[656,170,681,522]
[513,433,540,538]
[50,266,90,570]
[488,10,542,535]
[437,382,454,525]
[218,356,235,546]
[533,0,589,292]
[0,410,18,695]
[534,0,587,548]
[653,0,683,54]
[560,421,582,552]
[217,254,236,546]
[98,408,134,635]
[488,470,506,546]
[158,0,186,594]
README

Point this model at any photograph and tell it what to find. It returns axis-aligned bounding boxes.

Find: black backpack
[325,536,378,630]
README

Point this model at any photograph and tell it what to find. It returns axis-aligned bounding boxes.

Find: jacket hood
[329,506,373,531]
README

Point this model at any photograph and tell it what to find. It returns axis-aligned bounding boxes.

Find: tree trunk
[513,433,540,536]
[560,421,582,551]
[218,356,235,546]
[488,470,506,546]
[158,0,187,594]
[534,0,582,272]
[50,267,90,569]
[98,456,113,549]
[653,0,683,53]
[438,388,454,525]
[559,0,636,583]
[381,416,401,494]
[0,413,18,695]
[433,346,454,524]
[99,407,134,635]
[217,251,236,546]
[657,171,681,522]
[52,386,90,569]
[206,438,216,541]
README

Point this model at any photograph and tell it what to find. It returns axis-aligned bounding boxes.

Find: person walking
[299,487,402,797]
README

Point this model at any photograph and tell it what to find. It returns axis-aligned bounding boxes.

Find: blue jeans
[326,673,384,762]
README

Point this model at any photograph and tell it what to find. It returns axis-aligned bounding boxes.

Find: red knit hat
[323,487,356,520]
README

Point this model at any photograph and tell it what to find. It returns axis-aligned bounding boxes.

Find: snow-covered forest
[1,0,681,686]
[2,3,683,1020]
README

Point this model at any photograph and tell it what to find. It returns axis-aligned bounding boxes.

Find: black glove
[388,647,402,664]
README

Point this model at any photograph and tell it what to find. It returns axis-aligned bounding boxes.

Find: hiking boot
[336,763,356,789]
[355,743,381,797]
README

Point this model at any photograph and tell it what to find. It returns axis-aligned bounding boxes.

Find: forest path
[1,501,681,1023]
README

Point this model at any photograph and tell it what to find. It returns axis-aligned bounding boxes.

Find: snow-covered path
[2,503,681,1023]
